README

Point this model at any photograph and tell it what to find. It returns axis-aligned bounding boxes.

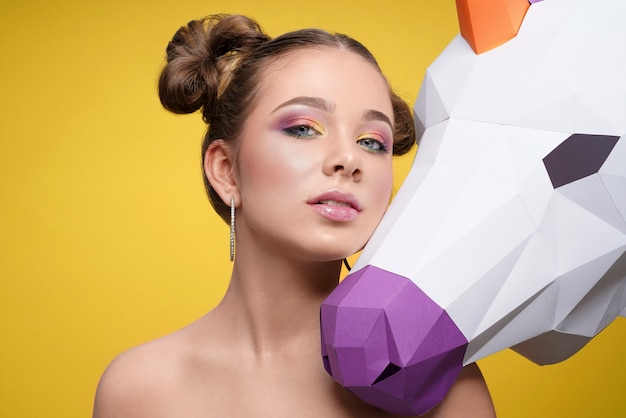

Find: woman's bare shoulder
[92,326,199,417]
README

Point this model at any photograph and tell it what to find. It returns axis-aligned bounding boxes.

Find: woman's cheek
[375,162,394,206]
[240,139,315,189]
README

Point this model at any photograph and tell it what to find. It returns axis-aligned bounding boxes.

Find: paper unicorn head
[320,0,626,415]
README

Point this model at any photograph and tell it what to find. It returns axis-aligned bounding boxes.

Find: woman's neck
[213,240,343,361]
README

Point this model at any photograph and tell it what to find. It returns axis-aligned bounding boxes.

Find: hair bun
[158,14,270,118]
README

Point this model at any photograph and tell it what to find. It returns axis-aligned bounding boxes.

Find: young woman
[93,14,495,417]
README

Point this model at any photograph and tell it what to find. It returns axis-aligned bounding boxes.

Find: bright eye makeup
[281,119,324,139]
[275,106,392,154]
[283,124,321,138]
[357,133,390,154]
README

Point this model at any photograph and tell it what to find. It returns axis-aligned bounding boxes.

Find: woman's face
[233,47,394,262]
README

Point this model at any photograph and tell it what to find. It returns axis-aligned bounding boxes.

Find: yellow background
[0,1,624,417]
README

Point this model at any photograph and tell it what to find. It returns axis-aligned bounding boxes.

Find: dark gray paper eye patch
[543,134,620,188]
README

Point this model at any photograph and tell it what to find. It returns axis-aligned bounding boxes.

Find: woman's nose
[322,137,362,181]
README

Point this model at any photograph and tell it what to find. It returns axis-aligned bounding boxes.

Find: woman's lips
[308,191,362,222]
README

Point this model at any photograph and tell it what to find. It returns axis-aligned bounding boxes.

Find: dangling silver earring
[230,197,236,262]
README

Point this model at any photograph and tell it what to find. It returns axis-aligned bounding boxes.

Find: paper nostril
[373,362,401,384]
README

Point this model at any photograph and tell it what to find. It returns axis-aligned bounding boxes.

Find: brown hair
[158,14,416,223]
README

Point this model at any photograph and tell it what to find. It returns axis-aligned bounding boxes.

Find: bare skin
[94,259,494,417]
[94,49,496,417]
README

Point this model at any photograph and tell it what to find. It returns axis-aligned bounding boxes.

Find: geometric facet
[543,134,620,188]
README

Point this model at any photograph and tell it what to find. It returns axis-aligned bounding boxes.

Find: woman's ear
[204,140,239,205]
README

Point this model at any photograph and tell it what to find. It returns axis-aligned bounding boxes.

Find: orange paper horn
[456,0,530,54]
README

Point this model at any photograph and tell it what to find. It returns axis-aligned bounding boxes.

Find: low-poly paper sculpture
[321,0,626,415]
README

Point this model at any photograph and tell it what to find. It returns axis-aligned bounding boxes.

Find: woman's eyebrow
[271,97,392,129]
[363,109,393,130]
[271,96,335,114]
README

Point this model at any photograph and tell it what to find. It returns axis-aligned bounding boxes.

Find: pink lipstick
[308,190,362,222]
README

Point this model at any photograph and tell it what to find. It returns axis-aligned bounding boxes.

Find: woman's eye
[357,137,388,153]
[283,124,321,138]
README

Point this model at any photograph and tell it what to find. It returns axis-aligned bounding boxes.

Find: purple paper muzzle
[320,265,468,416]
